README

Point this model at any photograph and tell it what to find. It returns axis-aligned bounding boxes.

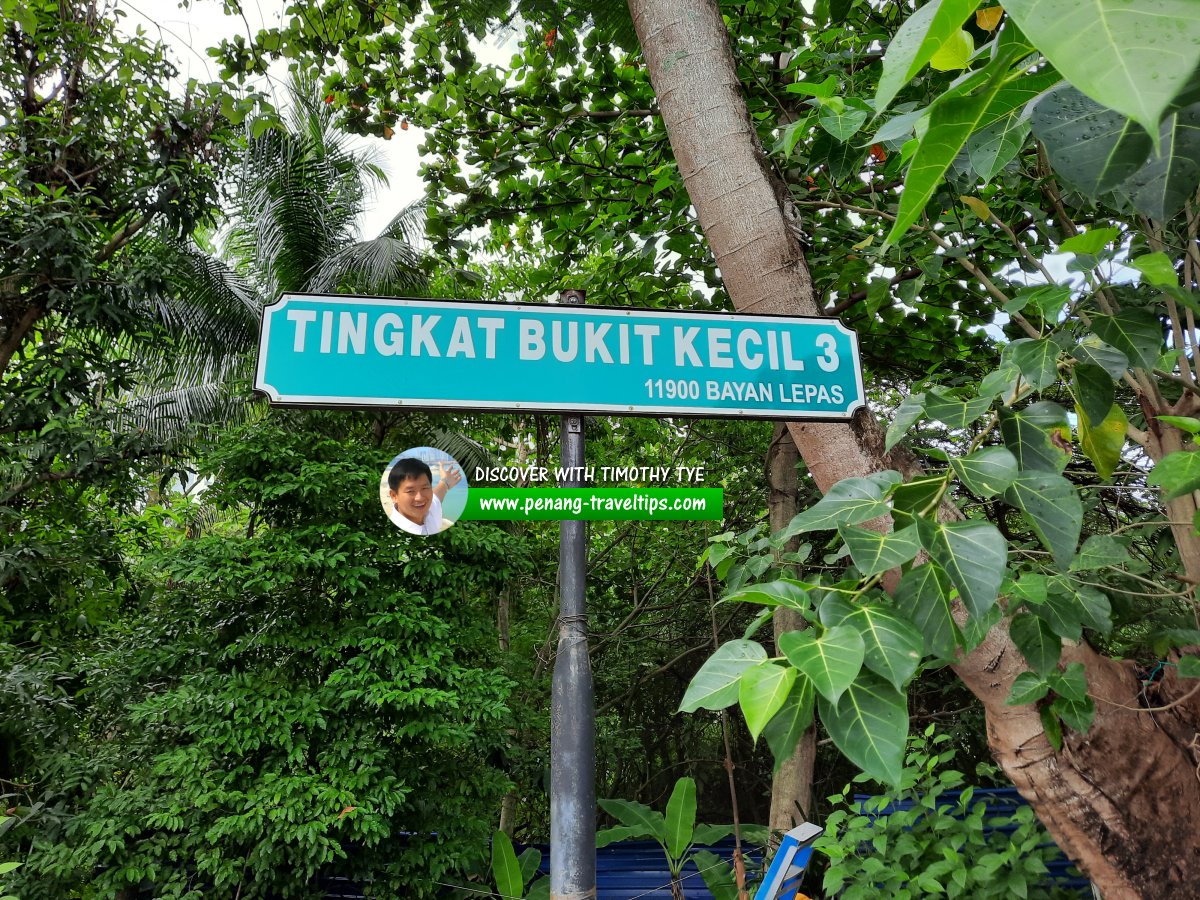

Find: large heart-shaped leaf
[917,519,1007,620]
[762,677,815,773]
[723,580,810,612]
[739,661,797,742]
[1070,534,1130,572]
[895,564,960,659]
[839,524,922,577]
[1090,310,1164,373]
[1005,338,1061,390]
[781,473,899,535]
[967,111,1031,183]
[1072,363,1115,426]
[817,670,909,785]
[679,640,767,712]
[1004,471,1082,567]
[1078,401,1127,480]
[1114,102,1200,222]
[779,625,865,703]
[1033,591,1085,641]
[1031,83,1153,196]
[924,389,994,430]
[950,446,1018,500]
[1004,0,1200,142]
[1072,336,1130,380]
[1009,612,1062,675]
[886,392,927,452]
[875,0,984,115]
[664,776,697,859]
[999,402,1072,473]
[1148,450,1200,501]
[820,595,925,690]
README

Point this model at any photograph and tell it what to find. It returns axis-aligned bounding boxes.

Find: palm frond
[309,235,428,294]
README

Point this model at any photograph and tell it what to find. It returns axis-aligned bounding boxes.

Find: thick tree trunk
[766,424,816,834]
[626,0,1200,895]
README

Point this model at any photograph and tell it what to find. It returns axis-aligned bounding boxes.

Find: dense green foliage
[814,730,1076,899]
[5,0,1200,895]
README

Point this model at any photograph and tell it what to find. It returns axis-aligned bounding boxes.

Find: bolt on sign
[255,294,865,419]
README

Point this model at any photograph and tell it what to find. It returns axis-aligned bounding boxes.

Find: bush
[814,727,1080,899]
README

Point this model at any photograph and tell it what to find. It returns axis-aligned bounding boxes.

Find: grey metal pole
[551,288,595,900]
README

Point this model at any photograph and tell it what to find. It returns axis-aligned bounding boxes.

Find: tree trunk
[766,423,816,834]
[626,0,1200,895]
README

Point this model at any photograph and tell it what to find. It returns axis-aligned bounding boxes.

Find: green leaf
[889,475,946,528]
[821,595,925,690]
[781,474,898,535]
[979,361,1023,403]
[951,446,1019,498]
[1148,450,1200,501]
[1156,415,1200,435]
[692,850,739,900]
[818,100,871,141]
[1077,401,1128,480]
[1072,363,1114,427]
[875,0,985,114]
[763,677,816,773]
[1031,84,1153,196]
[780,624,865,703]
[999,402,1072,473]
[1003,0,1200,143]
[895,564,960,659]
[1033,591,1084,641]
[664,777,697,859]
[1048,662,1089,702]
[1072,336,1130,379]
[1051,695,1094,734]
[966,111,1030,182]
[1005,471,1082,567]
[818,670,909,785]
[1178,656,1200,678]
[740,661,797,742]
[884,64,1011,245]
[597,799,666,841]
[839,524,922,576]
[1073,584,1113,634]
[723,580,810,612]
[518,848,542,886]
[1115,103,1200,222]
[1090,310,1163,373]
[1009,613,1061,676]
[929,29,974,71]
[679,640,768,712]
[1008,670,1051,705]
[917,519,1007,620]
[924,389,993,430]
[1131,253,1178,288]
[526,877,550,900]
[886,392,926,451]
[1041,706,1064,750]
[597,824,652,848]
[1059,226,1121,256]
[1005,338,1061,390]
[1070,534,1131,571]
[492,831,524,900]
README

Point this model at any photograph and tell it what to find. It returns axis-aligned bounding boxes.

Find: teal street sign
[254,294,865,420]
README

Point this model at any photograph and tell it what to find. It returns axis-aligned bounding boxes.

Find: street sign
[255,294,865,419]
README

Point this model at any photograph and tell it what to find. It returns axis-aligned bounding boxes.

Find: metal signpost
[255,291,865,900]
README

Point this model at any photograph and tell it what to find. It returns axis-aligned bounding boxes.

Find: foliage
[597,776,767,900]
[488,830,549,900]
[814,729,1078,900]
[7,414,533,898]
